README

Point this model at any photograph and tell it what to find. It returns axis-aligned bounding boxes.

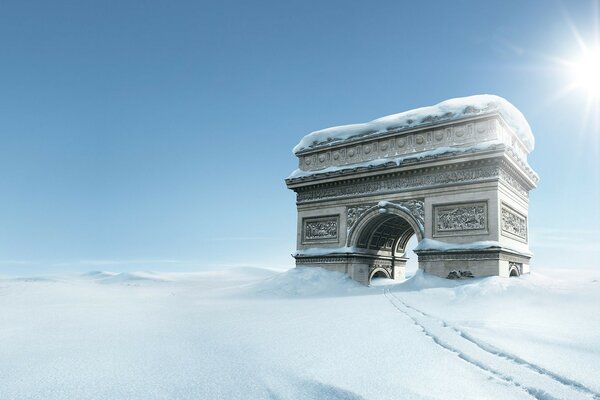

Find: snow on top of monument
[293,94,534,154]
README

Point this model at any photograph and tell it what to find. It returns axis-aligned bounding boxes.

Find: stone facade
[286,107,538,285]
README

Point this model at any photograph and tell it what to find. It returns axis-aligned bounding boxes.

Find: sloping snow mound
[249,267,365,297]
[218,266,283,281]
[399,269,464,290]
[293,94,533,153]
[91,271,173,284]
[397,269,574,295]
[80,270,120,279]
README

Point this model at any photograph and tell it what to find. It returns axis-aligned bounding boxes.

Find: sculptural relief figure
[346,205,372,231]
[305,220,338,239]
[501,207,527,239]
[437,205,486,231]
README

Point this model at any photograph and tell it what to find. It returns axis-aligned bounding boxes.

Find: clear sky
[1,0,599,276]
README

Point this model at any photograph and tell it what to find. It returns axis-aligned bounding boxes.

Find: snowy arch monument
[285,95,539,285]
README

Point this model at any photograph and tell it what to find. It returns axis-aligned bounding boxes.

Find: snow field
[1,267,598,400]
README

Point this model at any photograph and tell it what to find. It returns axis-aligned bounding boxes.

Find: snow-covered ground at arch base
[1,267,599,400]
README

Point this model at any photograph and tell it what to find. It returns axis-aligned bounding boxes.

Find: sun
[569,47,600,99]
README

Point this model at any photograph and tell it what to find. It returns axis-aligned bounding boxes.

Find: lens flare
[570,48,600,98]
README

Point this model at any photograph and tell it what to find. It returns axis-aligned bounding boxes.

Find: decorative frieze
[499,165,528,198]
[294,161,531,204]
[417,251,530,263]
[370,260,393,276]
[434,202,488,237]
[346,200,424,233]
[295,256,347,264]
[302,215,339,244]
[501,204,527,241]
[298,117,499,172]
[400,200,425,229]
[346,205,374,231]
[296,162,499,203]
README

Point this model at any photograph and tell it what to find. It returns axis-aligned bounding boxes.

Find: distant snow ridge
[293,94,534,153]
[83,271,172,284]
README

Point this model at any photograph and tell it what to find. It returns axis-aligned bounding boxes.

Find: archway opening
[509,267,520,277]
[372,270,388,278]
[356,213,417,284]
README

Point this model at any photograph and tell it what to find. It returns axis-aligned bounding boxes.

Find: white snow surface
[293,94,534,154]
[1,266,599,400]
[414,238,532,256]
[294,246,362,257]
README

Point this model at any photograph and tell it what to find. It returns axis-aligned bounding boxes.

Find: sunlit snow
[1,267,599,399]
[293,94,534,154]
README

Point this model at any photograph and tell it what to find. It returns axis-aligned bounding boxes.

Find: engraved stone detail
[347,200,424,234]
[399,200,425,229]
[296,117,501,172]
[305,220,337,240]
[297,163,499,203]
[302,216,339,243]
[447,270,474,279]
[435,202,487,235]
[417,252,530,263]
[295,256,347,264]
[499,166,528,198]
[346,205,374,231]
[370,260,393,277]
[501,206,527,240]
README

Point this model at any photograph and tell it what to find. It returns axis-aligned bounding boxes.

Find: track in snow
[383,288,600,400]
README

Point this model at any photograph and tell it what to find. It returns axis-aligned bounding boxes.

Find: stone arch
[370,268,391,280]
[346,202,424,284]
[509,265,520,277]
[347,203,424,248]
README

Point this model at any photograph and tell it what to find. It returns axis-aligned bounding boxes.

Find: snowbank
[293,246,363,257]
[414,238,532,256]
[249,266,365,297]
[293,94,534,154]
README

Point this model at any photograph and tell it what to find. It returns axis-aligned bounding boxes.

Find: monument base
[295,247,530,285]
[295,253,407,286]
[415,248,531,279]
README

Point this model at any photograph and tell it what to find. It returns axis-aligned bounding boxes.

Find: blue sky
[1,0,599,275]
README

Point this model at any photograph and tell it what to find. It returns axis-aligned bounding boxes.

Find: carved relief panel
[302,215,340,244]
[501,203,527,242]
[433,201,488,237]
[346,205,374,232]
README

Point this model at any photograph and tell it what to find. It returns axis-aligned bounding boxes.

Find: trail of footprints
[383,289,600,400]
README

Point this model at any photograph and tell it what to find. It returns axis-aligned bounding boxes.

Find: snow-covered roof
[293,95,534,154]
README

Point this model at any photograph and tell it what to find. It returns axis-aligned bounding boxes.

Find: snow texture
[293,94,534,154]
[1,266,598,400]
[414,238,502,251]
[288,141,503,180]
[294,246,362,257]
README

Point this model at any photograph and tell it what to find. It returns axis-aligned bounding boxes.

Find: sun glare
[570,48,600,98]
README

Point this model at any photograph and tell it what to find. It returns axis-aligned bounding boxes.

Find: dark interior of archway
[357,214,415,256]
[372,270,388,278]
[510,268,519,277]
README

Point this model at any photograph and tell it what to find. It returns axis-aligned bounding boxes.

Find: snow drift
[293,94,534,154]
